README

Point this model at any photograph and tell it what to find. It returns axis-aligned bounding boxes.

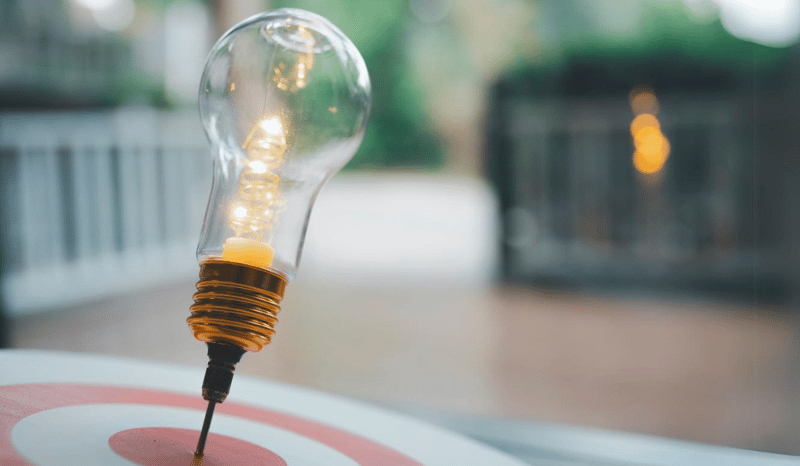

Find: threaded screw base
[188,259,288,352]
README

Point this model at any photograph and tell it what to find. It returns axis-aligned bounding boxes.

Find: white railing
[0,109,210,315]
[0,108,503,315]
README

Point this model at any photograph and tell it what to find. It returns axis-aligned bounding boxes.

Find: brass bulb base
[188,259,288,353]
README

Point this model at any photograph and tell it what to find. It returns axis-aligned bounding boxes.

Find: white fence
[0,108,503,315]
[0,109,210,315]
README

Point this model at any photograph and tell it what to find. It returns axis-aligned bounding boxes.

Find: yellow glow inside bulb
[222,116,288,269]
[222,237,275,268]
[250,161,268,174]
[260,117,283,135]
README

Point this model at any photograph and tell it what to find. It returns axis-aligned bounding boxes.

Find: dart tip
[195,400,217,456]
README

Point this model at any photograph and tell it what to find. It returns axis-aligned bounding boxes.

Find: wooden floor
[9,276,800,455]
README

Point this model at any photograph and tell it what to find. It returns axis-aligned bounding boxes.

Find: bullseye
[0,352,528,466]
[109,427,285,466]
[12,404,356,466]
[0,384,424,466]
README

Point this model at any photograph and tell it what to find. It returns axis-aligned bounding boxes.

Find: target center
[109,427,286,466]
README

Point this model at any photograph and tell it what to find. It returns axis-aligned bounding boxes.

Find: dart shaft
[195,400,217,456]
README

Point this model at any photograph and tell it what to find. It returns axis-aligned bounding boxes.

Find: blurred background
[1,0,799,461]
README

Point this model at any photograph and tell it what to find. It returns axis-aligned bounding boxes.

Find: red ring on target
[110,427,287,465]
[0,383,425,466]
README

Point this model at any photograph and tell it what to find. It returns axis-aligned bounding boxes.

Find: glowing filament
[222,117,287,268]
[272,26,315,92]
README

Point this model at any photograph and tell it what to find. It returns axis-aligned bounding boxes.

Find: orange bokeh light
[630,113,660,137]
[633,150,664,174]
[634,126,664,155]
[629,84,660,115]
[632,129,670,174]
[628,85,668,174]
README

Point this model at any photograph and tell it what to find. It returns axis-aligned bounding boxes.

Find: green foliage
[510,0,789,76]
[271,0,443,169]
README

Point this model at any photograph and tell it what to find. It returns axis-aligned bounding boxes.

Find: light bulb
[196,8,370,280]
[185,8,370,434]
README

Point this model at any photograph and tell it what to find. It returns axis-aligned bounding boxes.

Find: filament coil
[230,118,287,241]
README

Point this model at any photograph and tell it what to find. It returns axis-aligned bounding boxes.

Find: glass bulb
[196,8,371,281]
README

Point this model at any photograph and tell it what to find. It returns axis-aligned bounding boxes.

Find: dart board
[0,350,527,466]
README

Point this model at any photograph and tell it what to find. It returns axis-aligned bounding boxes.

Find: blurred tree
[508,0,788,81]
[271,0,443,169]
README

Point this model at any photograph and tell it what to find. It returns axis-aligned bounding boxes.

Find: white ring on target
[11,404,359,466]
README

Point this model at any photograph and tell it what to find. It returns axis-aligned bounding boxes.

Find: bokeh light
[628,84,660,115]
[629,85,669,174]
[633,137,670,174]
[711,0,800,47]
[633,126,665,156]
[630,113,660,136]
